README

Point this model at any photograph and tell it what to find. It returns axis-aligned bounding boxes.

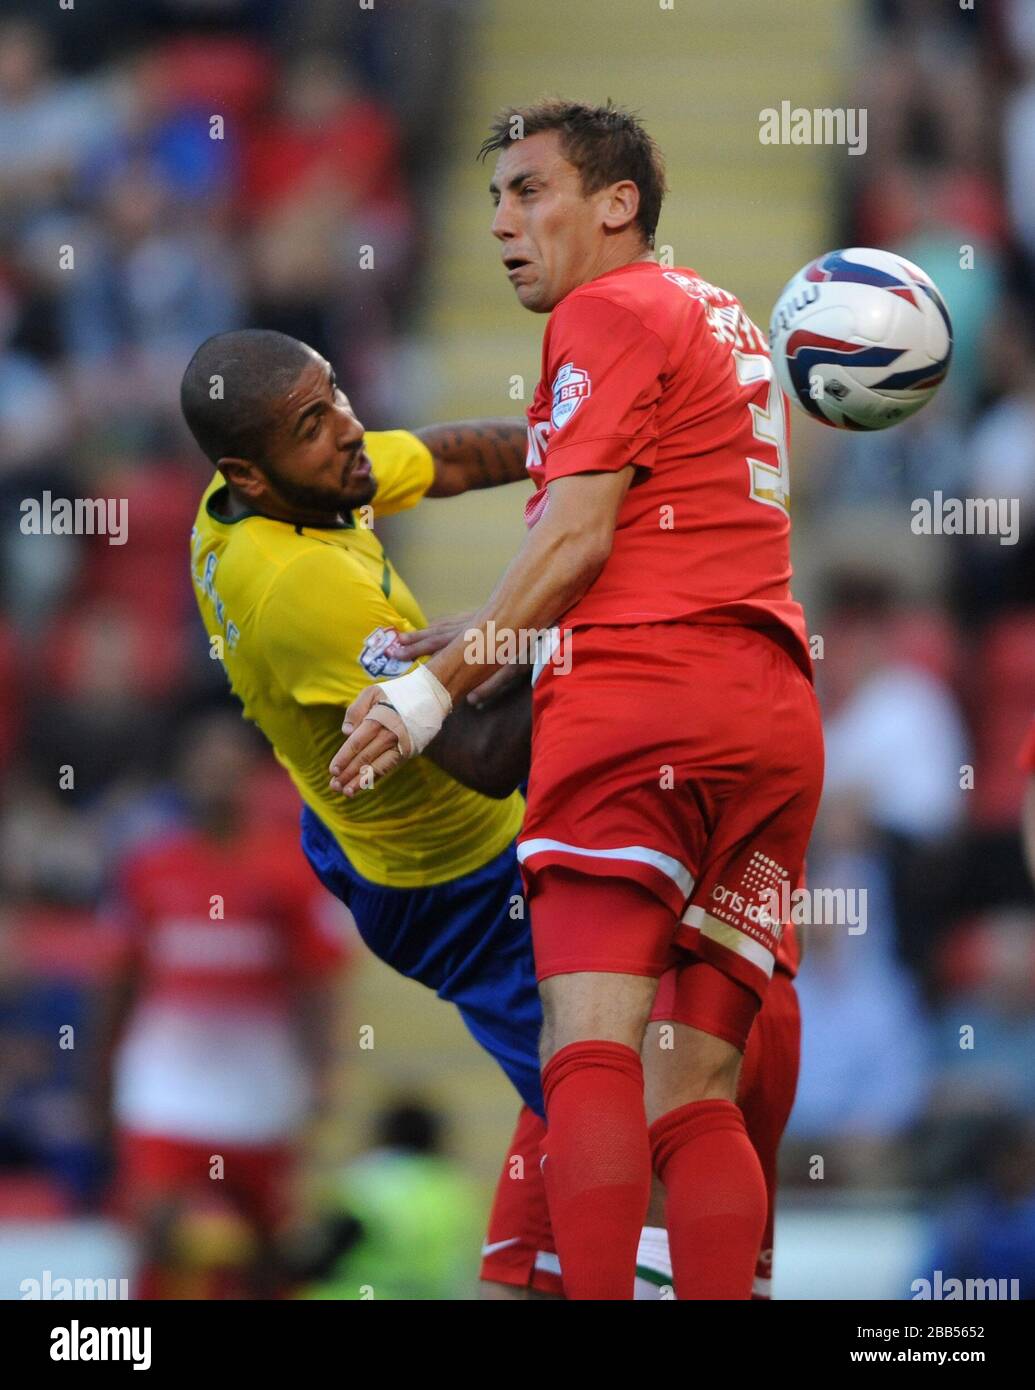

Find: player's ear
[218,456,264,501]
[601,179,640,235]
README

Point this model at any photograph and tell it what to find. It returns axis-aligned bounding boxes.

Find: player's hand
[387,612,476,660]
[329,685,412,797]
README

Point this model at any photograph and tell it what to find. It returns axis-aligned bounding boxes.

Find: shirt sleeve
[540,293,668,482]
[366,429,435,518]
[257,544,417,709]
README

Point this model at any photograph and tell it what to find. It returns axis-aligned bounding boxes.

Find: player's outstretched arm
[329,465,633,796]
[418,419,529,497]
[387,612,527,705]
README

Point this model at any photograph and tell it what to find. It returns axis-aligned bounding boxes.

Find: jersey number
[734,350,790,514]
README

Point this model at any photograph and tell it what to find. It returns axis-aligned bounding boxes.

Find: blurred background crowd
[0,0,1033,1299]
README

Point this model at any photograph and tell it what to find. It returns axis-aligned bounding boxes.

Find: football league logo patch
[359,626,412,679]
[550,361,591,431]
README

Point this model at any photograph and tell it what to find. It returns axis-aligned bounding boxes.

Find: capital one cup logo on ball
[768,247,953,430]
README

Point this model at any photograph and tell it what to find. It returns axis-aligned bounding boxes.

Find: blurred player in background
[94,712,349,1298]
[333,100,823,1300]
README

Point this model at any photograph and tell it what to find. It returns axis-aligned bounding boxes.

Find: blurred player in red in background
[333,100,824,1300]
[94,713,350,1299]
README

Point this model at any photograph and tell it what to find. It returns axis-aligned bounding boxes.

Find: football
[768,247,953,430]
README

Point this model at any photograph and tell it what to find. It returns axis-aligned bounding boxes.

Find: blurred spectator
[0,271,70,478]
[59,158,245,431]
[0,19,113,239]
[290,1100,483,1301]
[953,301,1035,613]
[1004,0,1035,271]
[786,838,932,1186]
[819,574,969,975]
[242,51,412,415]
[920,1114,1035,1300]
[929,910,1035,1116]
[0,907,101,1207]
[822,584,969,845]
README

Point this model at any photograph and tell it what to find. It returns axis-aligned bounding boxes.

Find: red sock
[541,1040,651,1300]
[650,1098,767,1300]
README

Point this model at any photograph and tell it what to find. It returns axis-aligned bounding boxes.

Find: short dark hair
[478,97,667,247]
[180,329,315,466]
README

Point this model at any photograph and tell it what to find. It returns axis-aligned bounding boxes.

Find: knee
[537,972,658,1063]
[643,1024,743,1122]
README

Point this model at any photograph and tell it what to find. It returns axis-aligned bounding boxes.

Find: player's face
[229,353,378,520]
[490,131,622,312]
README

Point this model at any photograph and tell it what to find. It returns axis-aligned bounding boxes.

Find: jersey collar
[206,484,357,530]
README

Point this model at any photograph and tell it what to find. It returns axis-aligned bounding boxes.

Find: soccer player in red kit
[331,99,824,1300]
[97,714,349,1298]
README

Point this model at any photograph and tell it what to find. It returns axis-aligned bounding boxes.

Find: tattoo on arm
[417,419,529,496]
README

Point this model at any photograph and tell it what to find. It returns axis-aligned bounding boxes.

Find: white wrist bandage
[366,664,452,757]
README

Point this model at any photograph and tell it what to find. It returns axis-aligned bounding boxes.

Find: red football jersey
[115,826,350,1014]
[524,260,810,675]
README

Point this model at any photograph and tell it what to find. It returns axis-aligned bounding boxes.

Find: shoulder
[366,428,431,467]
[367,428,434,516]
[256,537,363,612]
[551,266,694,353]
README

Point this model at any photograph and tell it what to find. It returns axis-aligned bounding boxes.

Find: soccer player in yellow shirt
[181,328,542,1111]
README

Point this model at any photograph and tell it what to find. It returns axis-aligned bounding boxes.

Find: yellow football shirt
[189,429,524,887]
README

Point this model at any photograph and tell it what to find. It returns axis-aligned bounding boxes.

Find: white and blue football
[768,247,953,430]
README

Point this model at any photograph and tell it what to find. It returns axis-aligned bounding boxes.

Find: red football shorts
[114,1131,293,1233]
[480,968,802,1296]
[518,621,823,1001]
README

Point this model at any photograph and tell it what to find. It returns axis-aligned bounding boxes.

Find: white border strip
[517,837,694,898]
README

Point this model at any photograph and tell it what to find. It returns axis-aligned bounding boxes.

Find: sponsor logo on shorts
[550,362,591,430]
[710,884,780,930]
[710,852,790,935]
